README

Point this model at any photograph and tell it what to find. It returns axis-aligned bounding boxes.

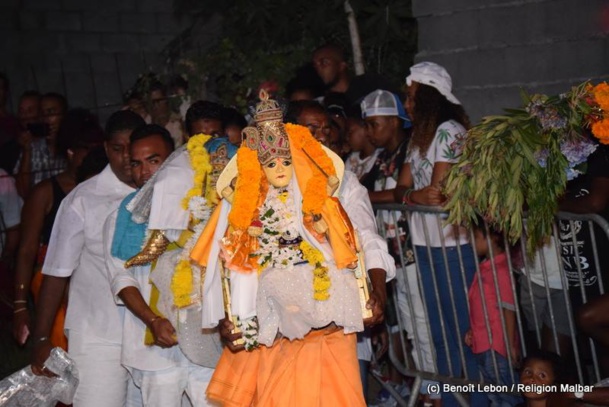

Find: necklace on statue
[254,184,304,269]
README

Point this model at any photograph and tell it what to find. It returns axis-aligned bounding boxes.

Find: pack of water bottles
[0,347,78,407]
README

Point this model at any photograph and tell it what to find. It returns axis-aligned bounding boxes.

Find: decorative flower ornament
[445,81,609,254]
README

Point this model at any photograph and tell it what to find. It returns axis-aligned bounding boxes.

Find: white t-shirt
[42,165,134,342]
[523,238,564,289]
[406,120,468,247]
[345,149,381,180]
[0,169,22,256]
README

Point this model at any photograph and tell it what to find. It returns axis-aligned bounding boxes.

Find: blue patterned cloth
[111,191,147,261]
[205,136,237,193]
[205,136,237,159]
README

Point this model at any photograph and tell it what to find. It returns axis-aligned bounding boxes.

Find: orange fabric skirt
[207,329,365,407]
[30,245,68,350]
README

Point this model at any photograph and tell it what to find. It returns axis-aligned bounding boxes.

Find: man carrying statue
[103,104,237,406]
[190,91,395,406]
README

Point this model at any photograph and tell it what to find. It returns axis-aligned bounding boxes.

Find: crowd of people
[0,43,609,407]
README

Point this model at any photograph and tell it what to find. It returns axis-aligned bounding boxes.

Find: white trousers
[126,374,144,407]
[68,330,130,407]
[396,265,441,398]
[130,362,215,407]
[395,264,435,373]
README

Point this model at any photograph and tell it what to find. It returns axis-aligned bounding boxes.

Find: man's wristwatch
[573,390,584,400]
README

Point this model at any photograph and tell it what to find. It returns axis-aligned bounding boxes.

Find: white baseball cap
[406,61,460,105]
[360,89,411,128]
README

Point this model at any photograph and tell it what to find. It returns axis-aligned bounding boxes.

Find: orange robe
[207,328,365,407]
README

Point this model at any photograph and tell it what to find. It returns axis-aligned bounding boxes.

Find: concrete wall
[412,0,609,122]
[0,0,187,121]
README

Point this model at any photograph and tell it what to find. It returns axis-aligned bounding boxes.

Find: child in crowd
[222,107,247,147]
[519,351,564,407]
[520,350,609,406]
[465,221,522,406]
[344,106,380,180]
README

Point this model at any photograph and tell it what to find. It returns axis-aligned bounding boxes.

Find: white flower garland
[235,315,259,351]
[182,196,212,255]
[253,184,304,269]
[188,196,212,224]
[174,195,212,306]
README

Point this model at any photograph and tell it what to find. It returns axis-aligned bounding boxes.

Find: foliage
[167,0,416,109]
[444,82,608,255]
[357,0,417,76]
[122,72,161,101]
[173,39,317,111]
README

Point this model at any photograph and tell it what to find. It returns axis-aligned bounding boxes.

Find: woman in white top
[395,62,483,407]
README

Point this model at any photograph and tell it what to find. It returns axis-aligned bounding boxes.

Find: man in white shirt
[284,100,394,325]
[30,110,145,407]
[104,124,220,406]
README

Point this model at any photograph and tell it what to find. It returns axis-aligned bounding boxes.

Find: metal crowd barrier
[370,203,608,407]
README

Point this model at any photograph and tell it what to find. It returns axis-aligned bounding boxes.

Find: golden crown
[243,90,291,165]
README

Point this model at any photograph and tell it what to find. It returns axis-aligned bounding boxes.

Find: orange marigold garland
[592,120,609,144]
[285,123,336,215]
[228,145,264,230]
[591,82,609,144]
[592,82,609,112]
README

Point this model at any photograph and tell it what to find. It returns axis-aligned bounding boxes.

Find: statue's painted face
[262,157,293,188]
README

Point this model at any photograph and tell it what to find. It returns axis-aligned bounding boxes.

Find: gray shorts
[519,275,572,337]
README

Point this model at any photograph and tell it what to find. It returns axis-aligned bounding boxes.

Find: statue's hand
[221,186,234,203]
[312,215,328,234]
[326,175,340,196]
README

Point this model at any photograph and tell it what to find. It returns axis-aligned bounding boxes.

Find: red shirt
[468,252,516,358]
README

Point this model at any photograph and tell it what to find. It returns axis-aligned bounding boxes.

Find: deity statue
[190,91,390,406]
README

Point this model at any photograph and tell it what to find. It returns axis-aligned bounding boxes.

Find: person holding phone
[14,93,68,197]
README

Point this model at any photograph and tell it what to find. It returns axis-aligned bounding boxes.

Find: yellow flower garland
[181,134,213,210]
[173,133,213,308]
[172,259,194,307]
[300,240,331,301]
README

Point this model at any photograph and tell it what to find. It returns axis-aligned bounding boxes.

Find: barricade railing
[370,203,608,407]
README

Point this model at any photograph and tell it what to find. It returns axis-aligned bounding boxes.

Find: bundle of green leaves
[444,83,599,254]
